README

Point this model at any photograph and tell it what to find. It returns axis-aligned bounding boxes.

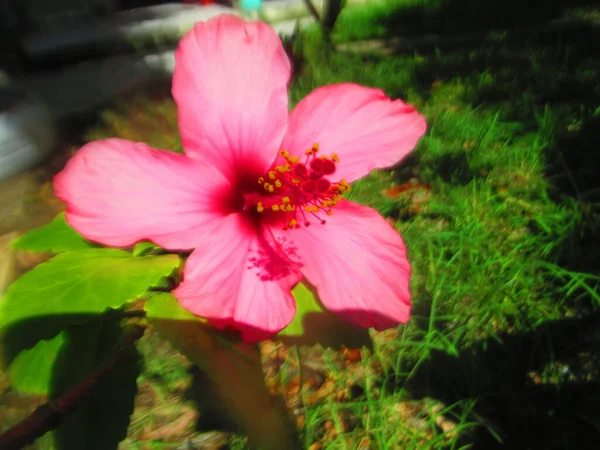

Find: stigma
[256,143,350,230]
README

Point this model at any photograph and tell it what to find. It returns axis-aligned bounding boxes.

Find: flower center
[255,144,350,230]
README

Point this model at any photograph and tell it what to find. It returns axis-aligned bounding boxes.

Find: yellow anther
[257,141,342,228]
[338,179,350,192]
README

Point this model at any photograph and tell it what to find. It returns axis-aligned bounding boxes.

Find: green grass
[55,2,600,449]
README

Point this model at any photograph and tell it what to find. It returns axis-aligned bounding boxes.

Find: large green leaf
[51,320,140,450]
[0,249,179,328]
[8,331,67,395]
[0,249,179,367]
[277,282,372,349]
[145,293,300,450]
[11,213,95,253]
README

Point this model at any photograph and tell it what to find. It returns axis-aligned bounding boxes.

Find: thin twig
[0,325,144,450]
[301,0,321,22]
[323,0,344,34]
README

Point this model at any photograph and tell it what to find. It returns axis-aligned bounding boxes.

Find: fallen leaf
[142,409,197,440]
[381,179,432,200]
[341,346,362,363]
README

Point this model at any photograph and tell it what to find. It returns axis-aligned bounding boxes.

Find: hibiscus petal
[54,138,231,249]
[282,83,427,183]
[173,213,301,342]
[280,200,411,329]
[172,15,291,180]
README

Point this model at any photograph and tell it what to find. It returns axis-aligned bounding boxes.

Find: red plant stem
[0,326,144,450]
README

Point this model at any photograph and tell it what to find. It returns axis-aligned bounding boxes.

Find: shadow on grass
[406,312,600,449]
[380,0,599,37]
[542,114,600,308]
[395,147,489,186]
[410,21,600,119]
[547,116,600,204]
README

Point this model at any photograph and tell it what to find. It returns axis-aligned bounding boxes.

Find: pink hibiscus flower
[54,15,427,342]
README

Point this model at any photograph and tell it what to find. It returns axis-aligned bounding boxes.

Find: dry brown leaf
[142,409,198,440]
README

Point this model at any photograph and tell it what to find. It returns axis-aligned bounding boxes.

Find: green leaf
[8,331,67,395]
[0,249,180,328]
[277,282,372,350]
[145,293,299,450]
[0,249,179,367]
[279,283,323,336]
[11,213,95,253]
[132,241,162,256]
[144,291,205,323]
[52,320,140,450]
